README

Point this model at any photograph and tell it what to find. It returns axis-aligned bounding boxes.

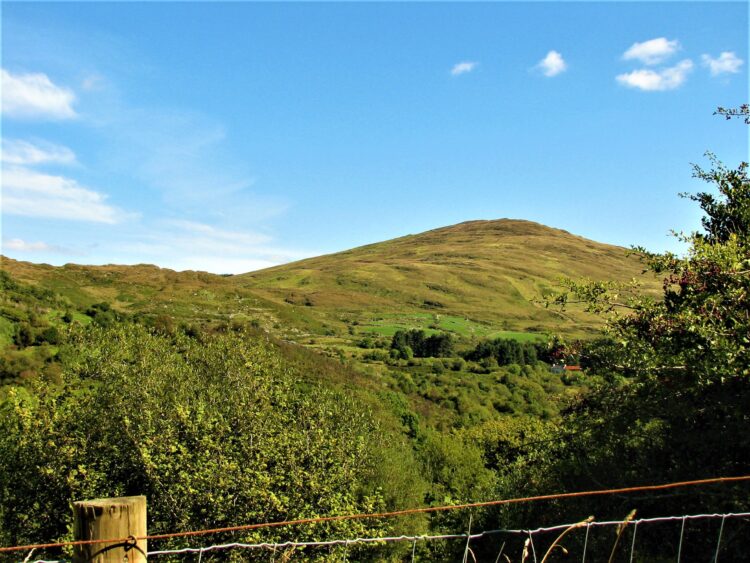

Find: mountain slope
[237,219,657,337]
[1,219,658,339]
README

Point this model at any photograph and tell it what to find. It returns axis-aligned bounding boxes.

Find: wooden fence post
[72,496,147,562]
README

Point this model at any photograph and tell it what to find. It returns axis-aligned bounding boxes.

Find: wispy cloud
[616,59,693,91]
[160,219,311,261]
[623,38,680,65]
[165,219,273,248]
[117,219,314,274]
[1,166,126,223]
[451,61,478,76]
[2,238,68,254]
[97,107,283,219]
[1,68,77,119]
[1,138,76,166]
[536,51,567,77]
[701,51,744,76]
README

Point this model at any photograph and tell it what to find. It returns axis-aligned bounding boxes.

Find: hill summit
[238,219,653,336]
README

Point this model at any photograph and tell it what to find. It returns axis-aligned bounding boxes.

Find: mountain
[1,219,657,340]
[236,219,657,338]
[1,218,659,436]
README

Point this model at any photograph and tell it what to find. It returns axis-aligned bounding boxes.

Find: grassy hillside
[0,258,286,329]
[2,219,654,429]
[2,219,659,344]
[238,219,658,339]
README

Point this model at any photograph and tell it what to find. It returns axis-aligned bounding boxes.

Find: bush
[450,357,466,371]
[0,325,423,552]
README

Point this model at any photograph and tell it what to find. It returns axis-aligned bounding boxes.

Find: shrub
[0,325,421,551]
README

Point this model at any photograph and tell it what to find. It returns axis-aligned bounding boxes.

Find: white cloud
[1,138,76,166]
[1,166,124,223]
[1,68,77,119]
[537,51,567,77]
[451,61,478,76]
[165,219,273,249]
[623,38,680,65]
[117,219,314,274]
[701,52,744,76]
[616,59,693,91]
[105,109,280,218]
[2,238,66,253]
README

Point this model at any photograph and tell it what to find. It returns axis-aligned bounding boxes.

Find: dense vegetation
[390,329,454,358]
[469,147,750,559]
[1,112,748,560]
[0,324,427,560]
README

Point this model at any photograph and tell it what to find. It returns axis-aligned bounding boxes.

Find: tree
[477,109,750,560]
[715,103,749,124]
[0,324,427,557]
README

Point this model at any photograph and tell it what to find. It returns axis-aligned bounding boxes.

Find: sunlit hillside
[238,219,659,338]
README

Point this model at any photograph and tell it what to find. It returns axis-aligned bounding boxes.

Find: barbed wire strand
[145,477,750,542]
[2,475,749,555]
[523,511,750,535]
[147,533,469,556]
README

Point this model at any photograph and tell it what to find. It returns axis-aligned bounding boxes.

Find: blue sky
[1,2,748,274]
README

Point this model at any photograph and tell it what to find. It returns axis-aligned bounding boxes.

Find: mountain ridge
[236,218,656,337]
[1,218,657,338]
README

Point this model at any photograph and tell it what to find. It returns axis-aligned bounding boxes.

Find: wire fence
[17,512,750,563]
[4,475,749,562]
[4,474,748,557]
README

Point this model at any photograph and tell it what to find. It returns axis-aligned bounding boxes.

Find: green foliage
[0,324,426,556]
[84,302,124,327]
[464,337,538,365]
[689,153,750,245]
[492,127,750,559]
[391,329,454,358]
[715,103,750,124]
[0,273,79,384]
[417,429,496,505]
[0,271,57,305]
[557,156,750,495]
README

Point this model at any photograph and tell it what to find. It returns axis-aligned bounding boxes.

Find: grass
[2,219,660,346]
[238,219,660,339]
[354,313,547,342]
[486,330,547,342]
[360,324,442,337]
[0,317,15,348]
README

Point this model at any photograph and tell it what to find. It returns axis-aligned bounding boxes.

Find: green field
[354,312,547,342]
